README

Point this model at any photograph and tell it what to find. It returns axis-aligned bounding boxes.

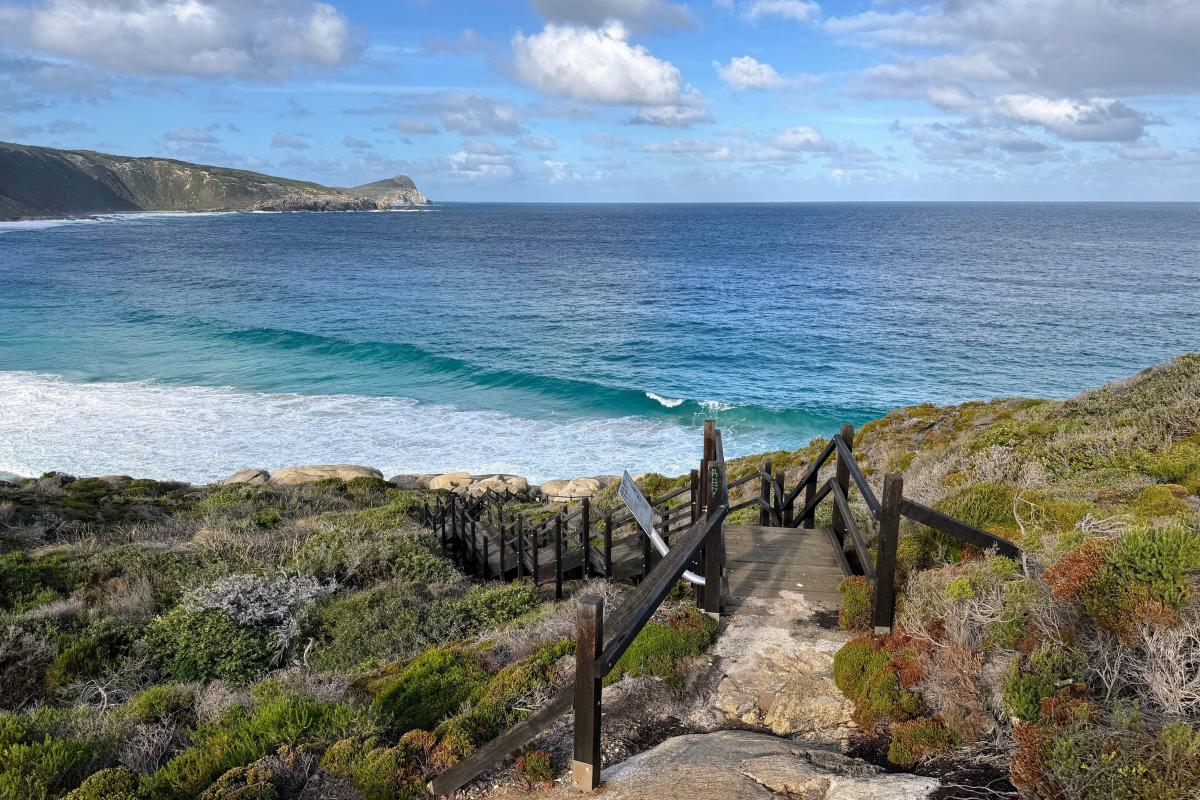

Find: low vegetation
[0,467,720,798]
[829,354,1200,798]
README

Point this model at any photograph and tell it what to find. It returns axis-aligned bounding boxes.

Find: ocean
[1,202,1198,483]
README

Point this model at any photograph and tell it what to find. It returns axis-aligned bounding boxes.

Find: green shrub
[832,637,918,730]
[837,575,873,632]
[1089,524,1200,619]
[248,508,281,529]
[429,582,539,635]
[44,624,131,695]
[344,477,393,504]
[0,551,83,612]
[887,717,960,767]
[151,694,365,799]
[146,608,275,685]
[515,750,554,784]
[307,586,426,672]
[945,576,976,600]
[1002,643,1082,722]
[124,685,195,725]
[1144,440,1200,484]
[370,647,489,735]
[1128,485,1189,518]
[63,767,144,800]
[0,733,96,800]
[935,482,1017,533]
[294,530,455,587]
[194,485,284,519]
[319,737,427,800]
[605,608,717,688]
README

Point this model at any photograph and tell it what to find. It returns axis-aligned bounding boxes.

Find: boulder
[466,474,530,497]
[217,468,270,486]
[428,471,472,491]
[270,465,383,485]
[388,474,434,490]
[597,730,937,800]
[539,476,602,501]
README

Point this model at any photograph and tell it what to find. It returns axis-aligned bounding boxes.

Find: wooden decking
[722,524,849,613]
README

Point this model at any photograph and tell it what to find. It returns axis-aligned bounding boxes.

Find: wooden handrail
[781,437,837,510]
[901,499,1021,557]
[834,434,882,518]
[830,480,876,584]
[791,477,833,528]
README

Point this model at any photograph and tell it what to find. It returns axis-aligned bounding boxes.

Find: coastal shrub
[343,493,423,535]
[63,767,144,800]
[838,575,873,632]
[369,647,489,735]
[0,628,55,708]
[515,750,554,785]
[124,685,196,725]
[0,551,83,612]
[887,717,960,768]
[934,481,1017,533]
[0,732,96,800]
[1143,439,1200,484]
[307,585,429,672]
[44,622,132,695]
[605,607,717,688]
[184,573,334,657]
[295,528,454,587]
[832,636,919,730]
[150,694,365,799]
[320,736,427,800]
[146,608,275,685]
[1002,642,1083,722]
[344,477,393,504]
[430,582,539,636]
[1129,485,1189,518]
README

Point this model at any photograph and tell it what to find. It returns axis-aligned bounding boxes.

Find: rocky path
[475,591,939,799]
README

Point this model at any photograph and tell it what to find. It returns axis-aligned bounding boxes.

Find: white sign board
[619,470,655,537]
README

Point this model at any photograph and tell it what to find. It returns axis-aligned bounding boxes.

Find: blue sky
[1,0,1198,201]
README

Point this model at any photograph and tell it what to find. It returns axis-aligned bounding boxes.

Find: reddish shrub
[1043,538,1110,601]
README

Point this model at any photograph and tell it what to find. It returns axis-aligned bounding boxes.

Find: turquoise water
[1,203,1198,482]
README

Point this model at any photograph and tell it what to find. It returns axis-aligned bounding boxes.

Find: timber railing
[425,423,730,797]
[751,422,1022,632]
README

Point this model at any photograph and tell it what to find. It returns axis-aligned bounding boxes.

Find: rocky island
[0,140,429,220]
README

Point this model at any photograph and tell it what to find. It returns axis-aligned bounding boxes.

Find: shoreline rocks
[269,465,384,485]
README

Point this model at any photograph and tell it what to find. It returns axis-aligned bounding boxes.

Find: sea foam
[0,372,705,484]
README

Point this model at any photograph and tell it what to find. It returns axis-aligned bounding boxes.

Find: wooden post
[581,497,591,579]
[874,474,903,635]
[802,471,817,528]
[482,536,491,580]
[642,529,652,581]
[499,522,507,577]
[516,518,525,579]
[572,595,603,792]
[603,513,613,579]
[689,469,699,524]
[470,518,479,575]
[831,424,854,547]
[695,456,710,610]
[554,515,564,600]
[532,520,540,585]
[776,470,789,526]
[758,460,772,525]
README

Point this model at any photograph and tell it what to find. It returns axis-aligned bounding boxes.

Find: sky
[1,0,1198,201]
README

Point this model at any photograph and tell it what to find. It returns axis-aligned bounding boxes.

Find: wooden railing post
[603,512,613,579]
[555,515,564,600]
[470,517,479,575]
[689,469,699,524]
[499,522,507,577]
[758,460,772,525]
[581,497,591,579]
[874,474,902,634]
[516,518,525,579]
[776,469,788,526]
[572,595,603,792]
[831,423,855,547]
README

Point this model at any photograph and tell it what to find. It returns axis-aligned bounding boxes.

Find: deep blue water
[1,203,1198,482]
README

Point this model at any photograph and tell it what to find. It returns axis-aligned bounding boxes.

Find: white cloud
[631,101,713,127]
[163,124,220,144]
[422,92,524,136]
[531,0,694,32]
[1119,144,1178,162]
[446,139,517,181]
[827,0,1200,98]
[512,22,682,106]
[390,117,439,135]
[771,125,834,152]
[520,135,559,151]
[0,0,358,79]
[714,55,819,91]
[270,132,309,150]
[743,0,820,23]
[995,95,1149,142]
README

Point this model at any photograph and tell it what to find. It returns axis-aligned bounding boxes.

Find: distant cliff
[0,141,429,219]
[350,176,430,207]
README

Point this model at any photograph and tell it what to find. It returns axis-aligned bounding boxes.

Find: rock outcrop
[0,140,428,220]
[597,731,937,800]
[348,176,430,206]
[217,468,271,486]
[270,465,384,485]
